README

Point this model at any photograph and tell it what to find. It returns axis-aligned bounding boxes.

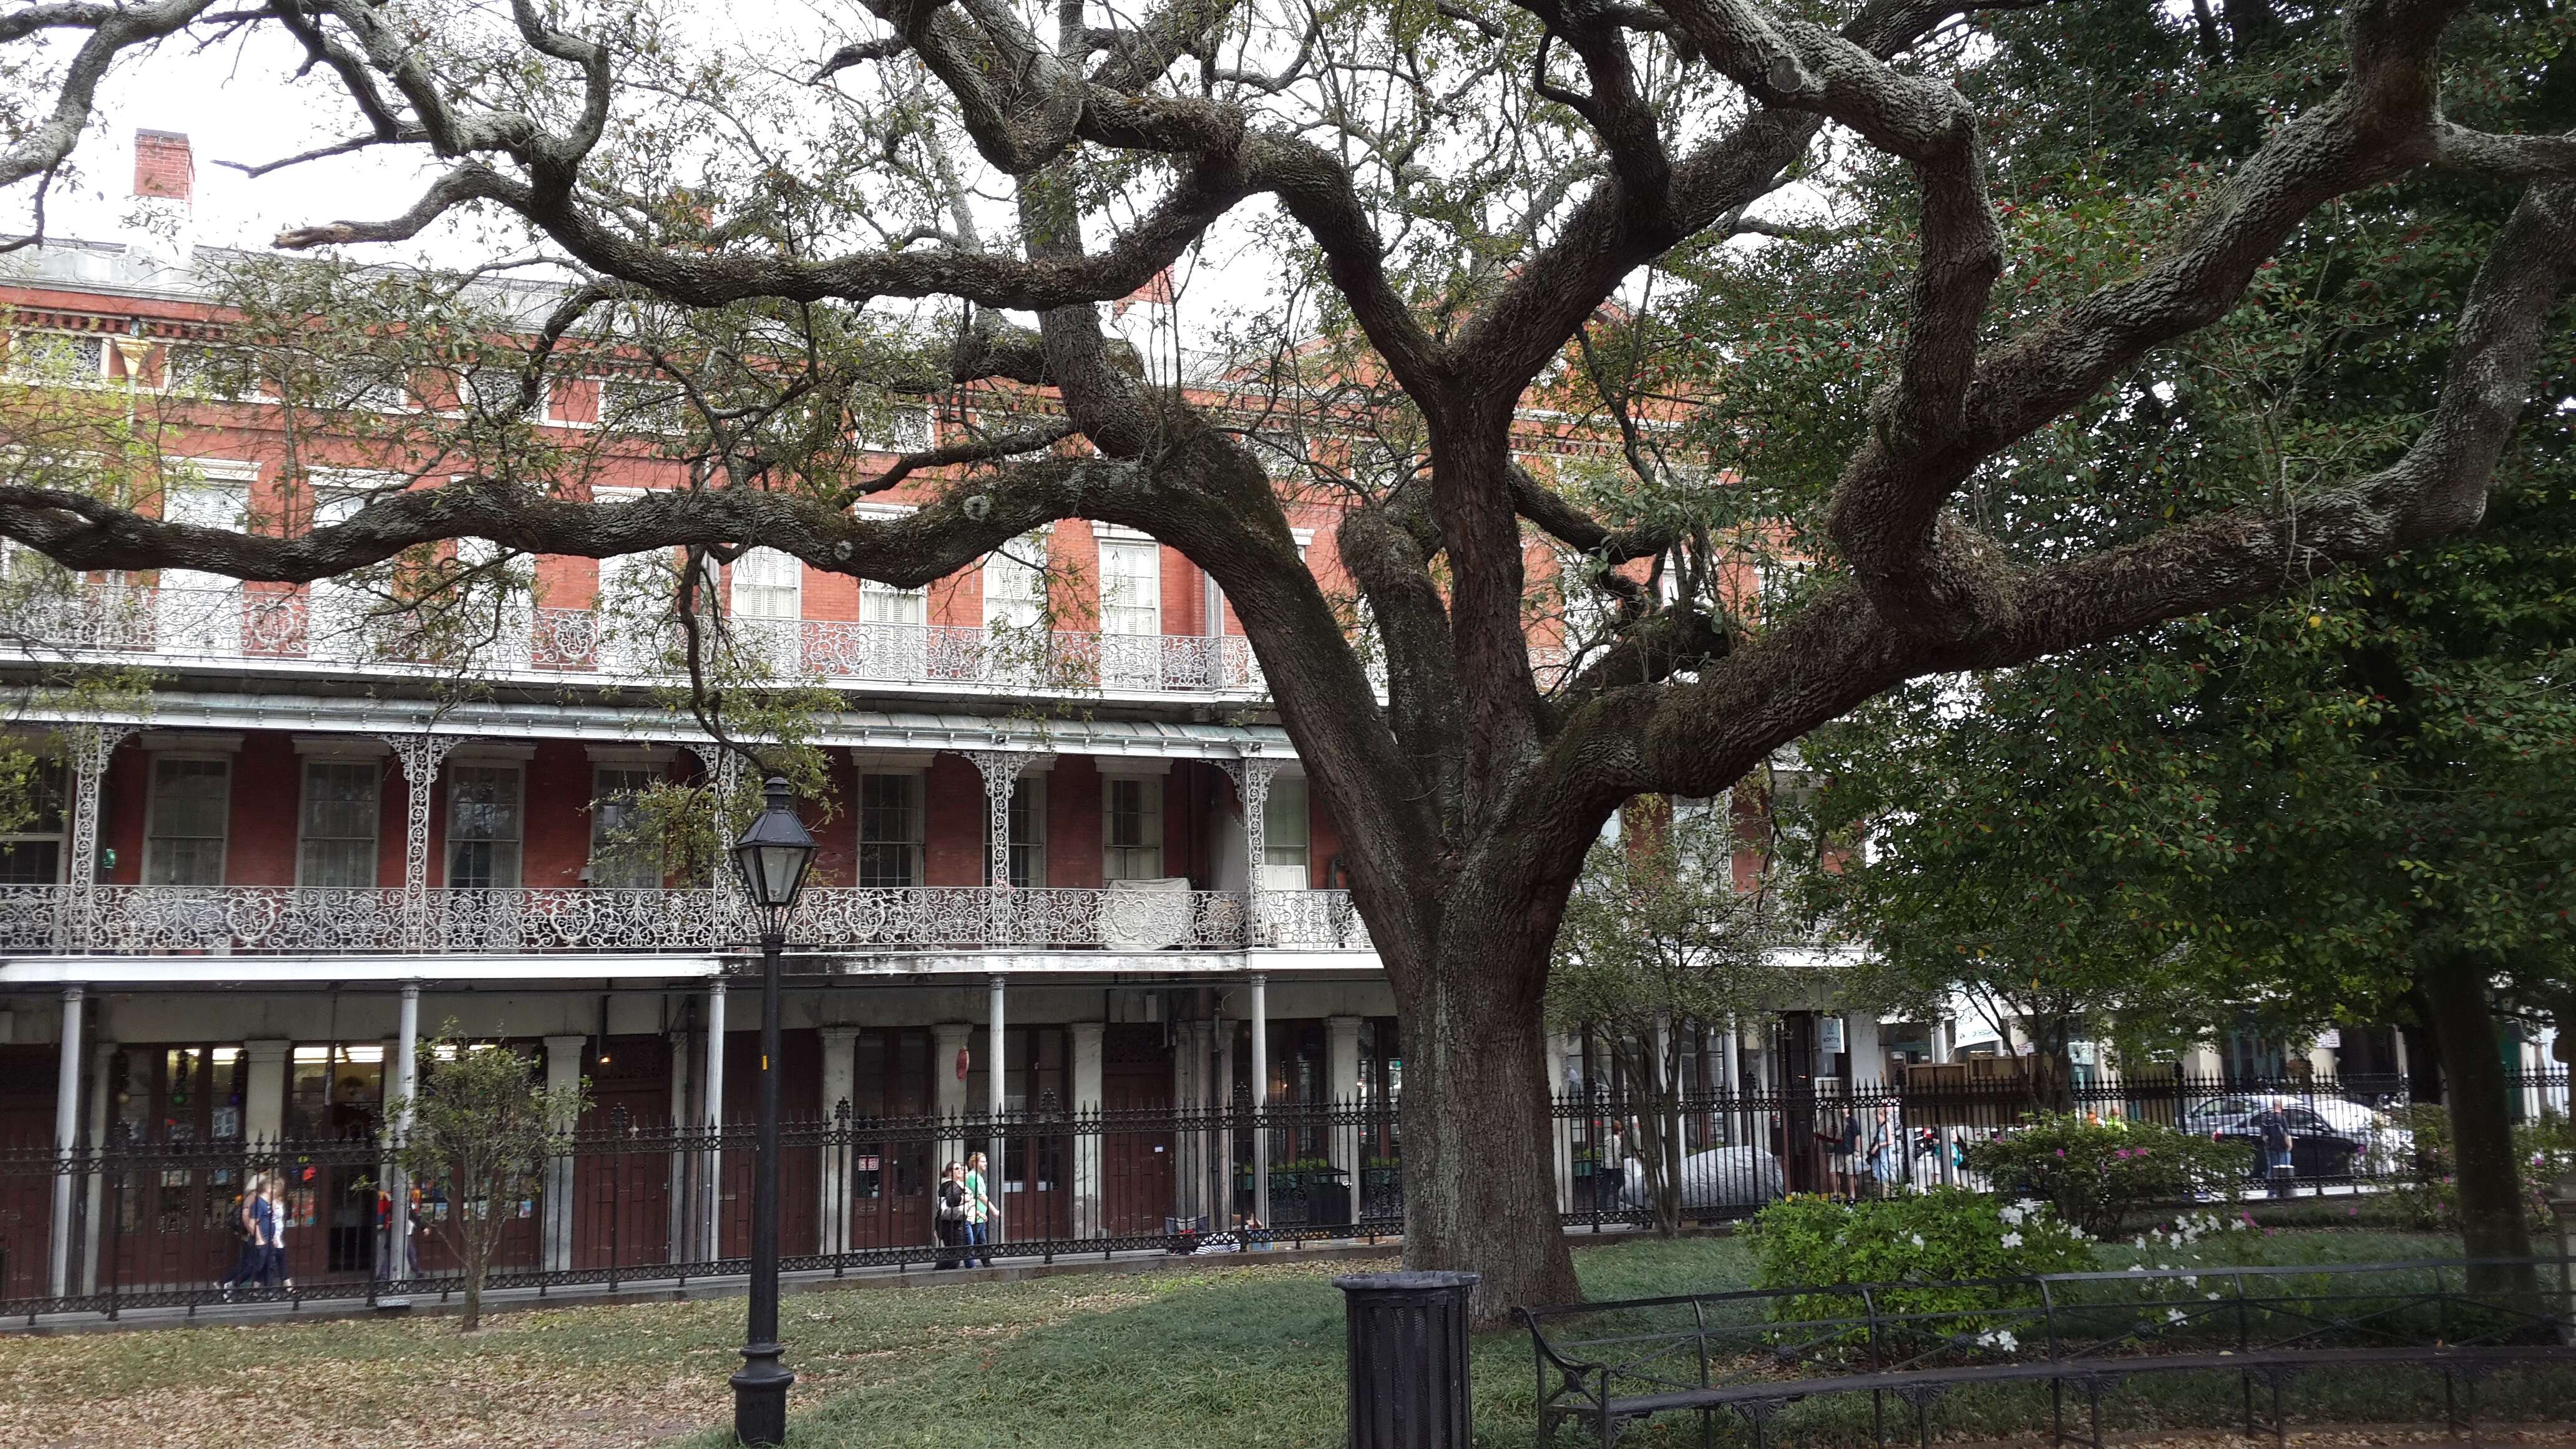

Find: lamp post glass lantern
[728,774,815,1447]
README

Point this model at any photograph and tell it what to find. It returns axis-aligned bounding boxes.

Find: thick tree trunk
[1397,919,1582,1326]
[2414,961,2534,1294]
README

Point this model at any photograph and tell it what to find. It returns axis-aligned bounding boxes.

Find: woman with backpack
[217,1171,269,1299]
[933,1161,969,1269]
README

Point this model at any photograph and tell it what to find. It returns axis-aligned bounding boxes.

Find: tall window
[1098,539,1161,637]
[983,537,1047,630]
[157,477,251,654]
[0,756,67,884]
[1261,776,1310,890]
[588,766,664,889]
[298,759,380,887]
[860,577,928,626]
[446,764,523,889]
[1007,778,1046,888]
[857,773,923,887]
[731,547,801,620]
[145,756,230,886]
[1103,776,1163,881]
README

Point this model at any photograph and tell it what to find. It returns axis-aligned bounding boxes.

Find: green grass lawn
[2,1222,2561,1449]
[726,1225,2572,1449]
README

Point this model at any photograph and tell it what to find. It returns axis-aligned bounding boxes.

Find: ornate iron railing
[0,582,1272,696]
[0,1098,1406,1321]
[0,883,1372,955]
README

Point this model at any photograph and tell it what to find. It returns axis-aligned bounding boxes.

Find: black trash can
[1337,1270,1479,1448]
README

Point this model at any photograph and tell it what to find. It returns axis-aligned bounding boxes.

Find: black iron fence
[0,1072,2559,1322]
[1521,1257,2576,1447]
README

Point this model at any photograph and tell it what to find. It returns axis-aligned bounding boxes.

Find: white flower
[2167,1309,2188,1324]
[1977,1329,2019,1354]
[2129,1264,2147,1273]
[2000,1232,2024,1249]
[1998,1204,2027,1227]
[2206,1292,2223,1300]
[2134,1237,2148,1249]
[1910,1233,1926,1247]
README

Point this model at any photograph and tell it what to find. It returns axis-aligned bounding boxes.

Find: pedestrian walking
[933,1161,970,1269]
[964,1151,995,1267]
[218,1171,269,1297]
[2252,1098,2297,1198]
[260,1174,295,1289]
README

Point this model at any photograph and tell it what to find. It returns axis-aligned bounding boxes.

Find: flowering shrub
[1963,1113,2248,1238]
[1747,1187,2095,1334]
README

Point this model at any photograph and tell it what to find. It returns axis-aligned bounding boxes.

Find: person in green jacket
[964,1151,996,1267]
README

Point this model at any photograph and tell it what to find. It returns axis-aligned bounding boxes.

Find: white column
[379,733,459,952]
[1070,1022,1105,1238]
[47,988,84,1299]
[1170,1020,1202,1225]
[542,1035,584,1273]
[819,1024,859,1256]
[1722,1019,1745,1148]
[1326,1015,1361,1227]
[1215,1012,1236,1228]
[701,983,726,1262]
[987,975,1007,1241]
[243,1039,290,1145]
[79,1033,112,1294]
[1848,1015,1885,1091]
[389,985,419,1283]
[1551,1032,1579,1211]
[1249,975,1271,1230]
[666,1025,692,1264]
[933,1021,970,1174]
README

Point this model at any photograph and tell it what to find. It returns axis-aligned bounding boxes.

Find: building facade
[0,135,1438,1303]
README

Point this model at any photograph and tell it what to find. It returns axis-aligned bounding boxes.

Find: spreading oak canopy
[2,0,2574,1316]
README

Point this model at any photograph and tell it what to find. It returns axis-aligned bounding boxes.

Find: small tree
[1548,799,1799,1235]
[389,1028,588,1332]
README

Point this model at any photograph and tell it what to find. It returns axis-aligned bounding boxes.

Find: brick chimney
[133,129,193,204]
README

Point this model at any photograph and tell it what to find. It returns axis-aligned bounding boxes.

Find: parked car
[2200,1103,2364,1182]
[2183,1095,2408,1173]
[1617,1145,1785,1212]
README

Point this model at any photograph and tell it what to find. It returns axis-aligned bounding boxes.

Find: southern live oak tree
[1803,477,2576,1276]
[4,0,2576,1318]
[1785,0,2576,1281]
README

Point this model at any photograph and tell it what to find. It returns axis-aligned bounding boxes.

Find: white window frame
[295,755,383,888]
[1261,774,1311,891]
[142,751,233,887]
[444,759,527,890]
[1101,772,1165,881]
[729,546,803,620]
[1007,774,1048,889]
[0,753,69,884]
[855,769,926,888]
[1096,528,1162,638]
[983,534,1050,631]
[587,763,665,889]
[4,330,111,385]
[854,404,934,454]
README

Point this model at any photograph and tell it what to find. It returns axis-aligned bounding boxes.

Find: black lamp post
[729,776,816,1448]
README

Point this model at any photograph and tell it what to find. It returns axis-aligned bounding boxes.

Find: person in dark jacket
[933,1161,970,1269]
[2250,1100,2297,1197]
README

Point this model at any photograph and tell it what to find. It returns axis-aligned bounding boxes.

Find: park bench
[1518,1257,2576,1448]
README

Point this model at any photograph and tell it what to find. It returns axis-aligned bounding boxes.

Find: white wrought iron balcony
[0,583,1273,698]
[0,883,1374,957]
